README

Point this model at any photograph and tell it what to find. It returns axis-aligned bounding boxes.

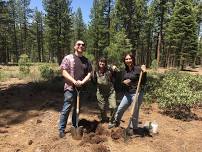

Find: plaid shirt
[60,54,75,91]
[60,54,92,91]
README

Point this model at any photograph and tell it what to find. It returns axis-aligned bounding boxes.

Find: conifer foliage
[0,0,201,67]
[165,0,198,68]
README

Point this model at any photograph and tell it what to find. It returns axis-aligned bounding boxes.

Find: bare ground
[0,66,202,152]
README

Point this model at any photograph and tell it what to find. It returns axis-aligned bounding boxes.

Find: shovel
[123,70,143,142]
[71,87,83,140]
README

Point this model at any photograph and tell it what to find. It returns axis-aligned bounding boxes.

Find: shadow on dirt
[78,119,152,144]
[0,75,125,127]
[111,127,152,141]
[0,77,98,127]
[78,119,111,151]
[79,119,99,133]
[133,127,153,137]
[181,69,198,72]
[160,110,202,122]
[79,119,110,148]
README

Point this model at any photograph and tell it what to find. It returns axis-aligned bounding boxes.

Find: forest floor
[0,66,202,152]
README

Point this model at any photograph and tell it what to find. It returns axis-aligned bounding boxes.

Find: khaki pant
[97,86,117,123]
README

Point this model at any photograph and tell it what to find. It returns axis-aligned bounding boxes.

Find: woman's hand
[141,65,146,72]
[112,65,117,71]
[123,79,131,86]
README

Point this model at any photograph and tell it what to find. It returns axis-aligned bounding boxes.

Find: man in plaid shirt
[58,40,92,138]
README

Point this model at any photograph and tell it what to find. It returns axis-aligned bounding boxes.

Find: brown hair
[122,52,135,70]
[97,57,107,70]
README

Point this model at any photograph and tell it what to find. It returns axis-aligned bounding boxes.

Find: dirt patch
[79,132,107,145]
[78,119,99,133]
[91,144,110,152]
[79,124,108,146]
[96,124,110,136]
[160,107,202,121]
[111,128,124,140]
[0,75,202,152]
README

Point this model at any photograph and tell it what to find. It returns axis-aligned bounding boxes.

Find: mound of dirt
[79,124,108,146]
[91,144,110,152]
[1,75,202,152]
[79,119,99,133]
[95,124,110,136]
[111,128,124,140]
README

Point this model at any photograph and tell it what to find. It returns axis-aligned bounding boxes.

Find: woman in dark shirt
[108,53,146,130]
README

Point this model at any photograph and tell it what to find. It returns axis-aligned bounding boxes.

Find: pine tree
[87,0,99,59]
[112,0,148,64]
[16,0,33,55]
[43,0,72,64]
[165,0,198,69]
[105,29,132,65]
[113,0,135,46]
[8,0,19,62]
[144,3,156,67]
[88,0,112,59]
[31,9,44,62]
[0,0,10,63]
[73,7,86,42]
[194,0,202,65]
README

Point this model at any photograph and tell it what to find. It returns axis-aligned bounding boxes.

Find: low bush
[156,70,202,110]
[39,64,54,80]
[18,54,31,75]
[0,71,2,80]
[151,59,158,70]
[144,72,163,104]
[144,70,202,120]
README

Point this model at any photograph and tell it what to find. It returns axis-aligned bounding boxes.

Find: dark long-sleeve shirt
[122,66,147,94]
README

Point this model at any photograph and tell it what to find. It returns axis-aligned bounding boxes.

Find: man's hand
[73,80,83,87]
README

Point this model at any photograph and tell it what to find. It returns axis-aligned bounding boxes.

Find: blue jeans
[114,91,144,129]
[59,90,77,132]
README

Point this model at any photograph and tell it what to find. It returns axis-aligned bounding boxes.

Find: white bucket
[151,122,158,134]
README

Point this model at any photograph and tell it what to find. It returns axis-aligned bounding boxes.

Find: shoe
[108,122,115,129]
[108,121,120,129]
[100,117,109,123]
[59,131,65,138]
[126,129,134,136]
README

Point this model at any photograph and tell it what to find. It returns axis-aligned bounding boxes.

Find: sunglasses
[125,58,132,60]
[77,43,85,46]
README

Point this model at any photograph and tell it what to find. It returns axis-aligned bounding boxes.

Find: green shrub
[156,70,202,110]
[0,72,7,81]
[0,71,2,80]
[39,64,54,80]
[144,72,163,104]
[18,54,31,75]
[151,59,158,70]
[144,70,202,120]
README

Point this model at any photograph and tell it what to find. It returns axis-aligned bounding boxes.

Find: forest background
[0,0,202,69]
[0,1,202,151]
[0,0,202,117]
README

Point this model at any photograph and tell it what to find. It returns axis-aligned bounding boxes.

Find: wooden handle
[130,71,143,115]
[75,88,80,114]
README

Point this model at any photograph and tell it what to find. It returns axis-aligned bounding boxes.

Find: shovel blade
[123,117,133,142]
[71,126,83,140]
[123,128,134,142]
[123,128,130,142]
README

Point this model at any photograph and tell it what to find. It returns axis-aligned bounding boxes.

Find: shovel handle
[75,87,80,114]
[124,70,143,142]
[130,70,143,116]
